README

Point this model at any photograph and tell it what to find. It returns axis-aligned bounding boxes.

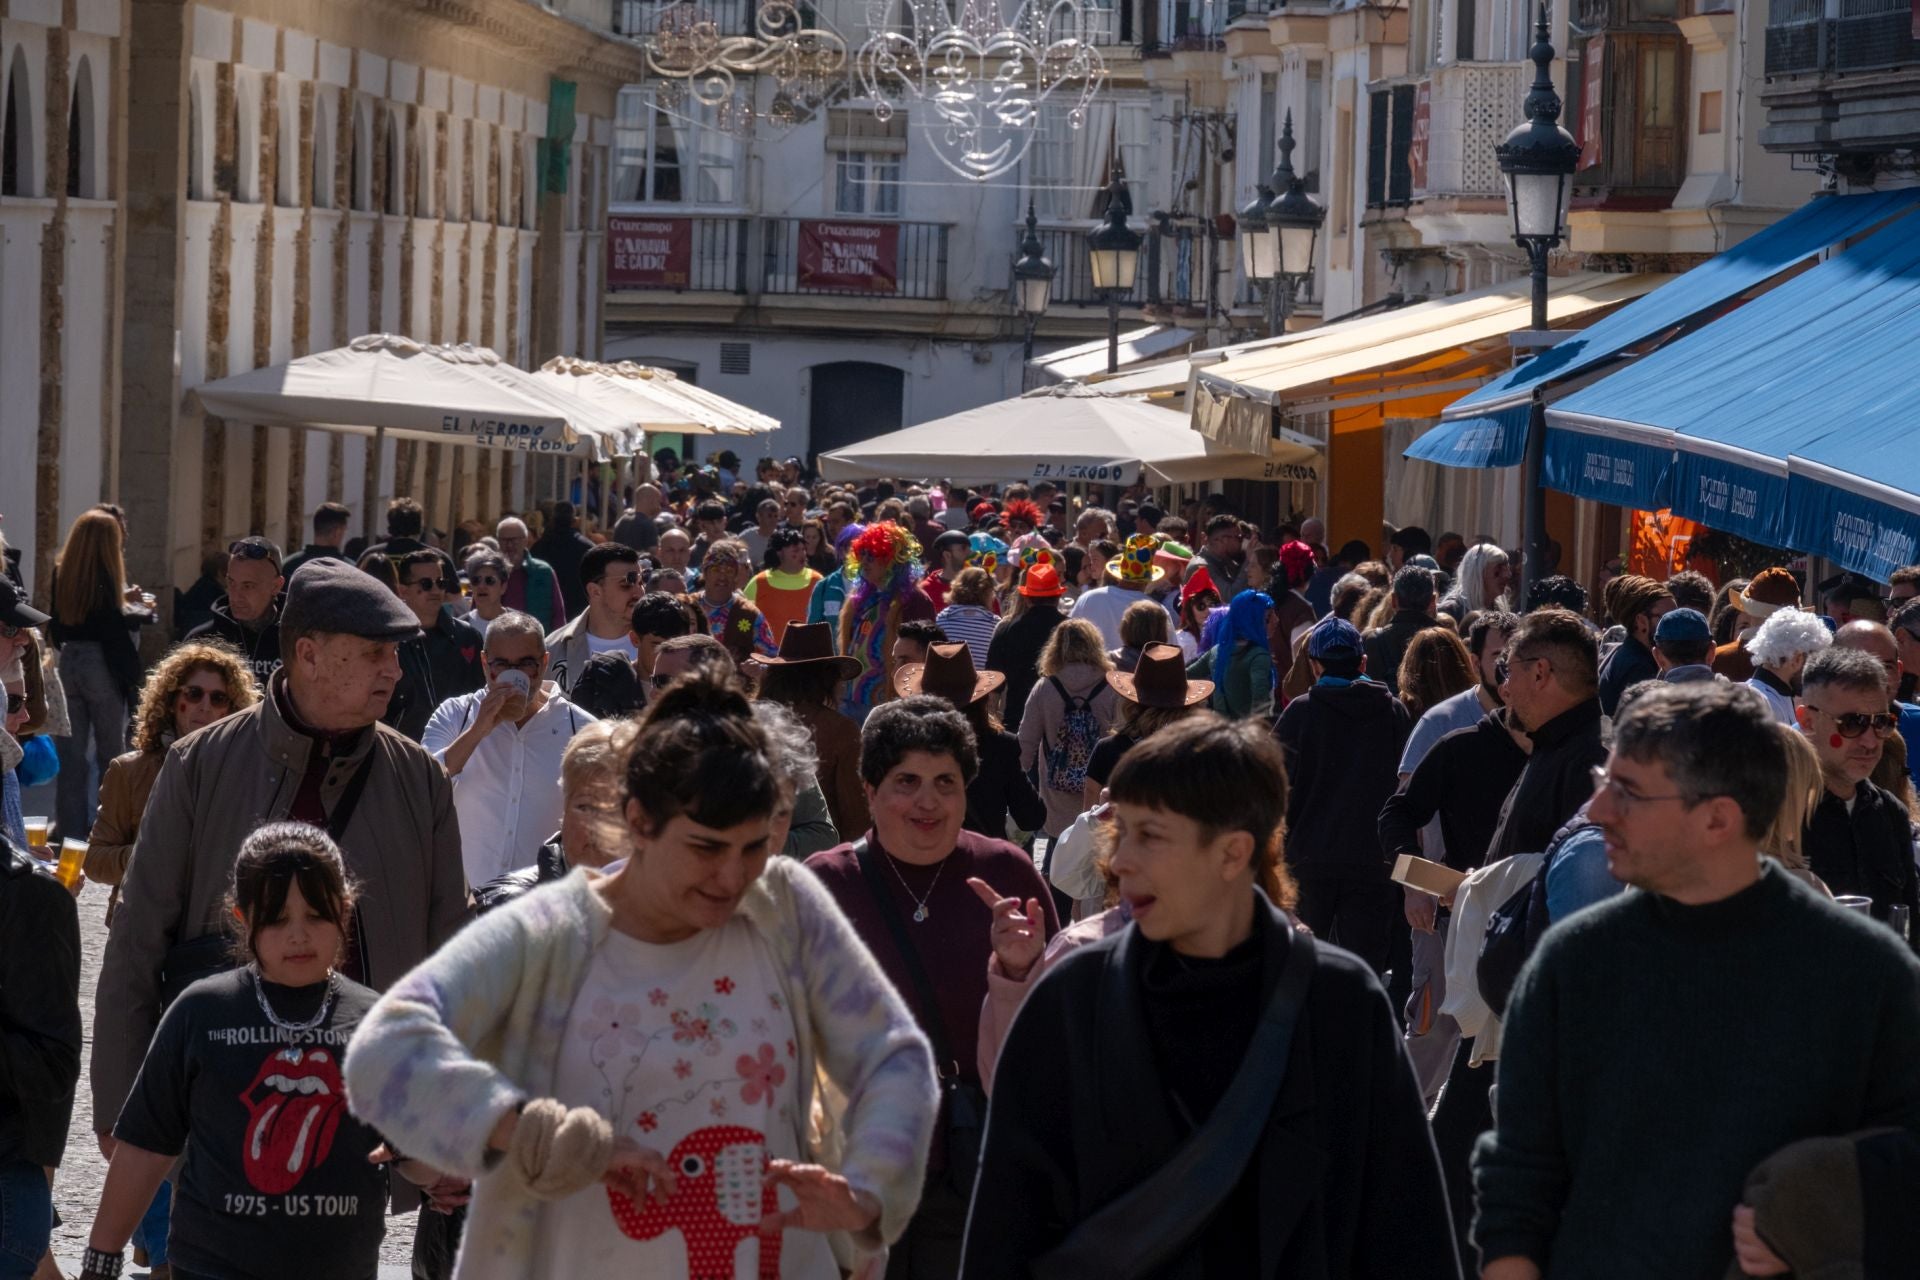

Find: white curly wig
[1745,608,1831,668]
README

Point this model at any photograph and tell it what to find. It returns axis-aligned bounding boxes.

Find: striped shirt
[937,603,1000,670]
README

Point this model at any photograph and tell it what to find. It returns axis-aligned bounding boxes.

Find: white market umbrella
[534,357,776,437]
[190,335,636,459]
[817,382,1322,487]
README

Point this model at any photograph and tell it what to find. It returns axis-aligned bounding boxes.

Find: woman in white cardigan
[345,665,938,1280]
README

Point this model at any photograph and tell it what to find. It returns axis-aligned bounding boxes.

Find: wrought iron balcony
[760,217,951,300]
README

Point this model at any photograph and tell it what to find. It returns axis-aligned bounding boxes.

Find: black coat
[986,606,1064,733]
[1806,780,1920,939]
[964,728,1047,840]
[964,897,1459,1280]
[0,837,82,1168]
[1485,698,1606,863]
[384,608,485,742]
[1273,679,1413,881]
[532,525,595,619]
[185,598,284,687]
[1362,609,1441,697]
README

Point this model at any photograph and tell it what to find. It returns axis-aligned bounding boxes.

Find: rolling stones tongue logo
[240,1046,345,1194]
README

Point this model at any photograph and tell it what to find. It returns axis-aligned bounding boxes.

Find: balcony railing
[607,215,751,292]
[1145,0,1226,52]
[761,217,950,299]
[613,0,758,39]
[1766,0,1915,74]
[1023,226,1149,307]
[1412,62,1525,200]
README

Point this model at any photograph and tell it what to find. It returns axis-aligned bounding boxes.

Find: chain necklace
[884,852,948,923]
[250,964,339,1034]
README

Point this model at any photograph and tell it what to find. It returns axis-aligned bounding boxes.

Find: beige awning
[1190,271,1672,450]
[537,358,778,437]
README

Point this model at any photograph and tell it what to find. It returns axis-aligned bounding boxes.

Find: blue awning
[1403,403,1530,468]
[1541,419,1675,510]
[1440,187,1920,422]
[1544,208,1920,567]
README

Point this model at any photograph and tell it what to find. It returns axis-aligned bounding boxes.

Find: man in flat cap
[91,557,467,1156]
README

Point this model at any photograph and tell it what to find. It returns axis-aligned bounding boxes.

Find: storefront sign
[608,217,693,290]
[798,220,900,294]
[1407,81,1431,193]
[1578,36,1606,172]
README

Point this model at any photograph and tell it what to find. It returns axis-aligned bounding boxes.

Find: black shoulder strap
[851,838,960,1076]
[1032,929,1320,1280]
[326,747,378,842]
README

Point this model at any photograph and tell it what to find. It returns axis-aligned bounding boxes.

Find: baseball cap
[0,578,49,630]
[1308,615,1364,661]
[1654,607,1712,647]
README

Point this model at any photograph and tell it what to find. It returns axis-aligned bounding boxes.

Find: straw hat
[1105,643,1212,707]
[1107,534,1167,587]
[893,642,1006,705]
[747,621,862,681]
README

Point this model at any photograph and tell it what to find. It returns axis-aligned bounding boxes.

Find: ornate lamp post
[1012,199,1056,373]
[1498,1,1579,600]
[1238,180,1277,330]
[1086,176,1142,374]
[1262,110,1325,338]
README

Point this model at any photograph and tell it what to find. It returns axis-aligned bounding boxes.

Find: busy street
[7,0,1920,1275]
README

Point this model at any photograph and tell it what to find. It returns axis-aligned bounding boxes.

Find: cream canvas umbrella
[597,360,779,436]
[818,382,1321,486]
[532,357,775,438]
[191,335,636,459]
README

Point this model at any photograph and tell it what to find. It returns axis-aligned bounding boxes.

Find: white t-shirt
[537,922,834,1280]
[1068,584,1152,651]
[586,629,641,664]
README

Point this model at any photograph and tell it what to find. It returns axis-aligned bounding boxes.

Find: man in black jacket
[531,501,595,619]
[1363,566,1442,698]
[1797,646,1920,940]
[384,549,485,741]
[279,501,353,581]
[1485,607,1608,864]
[0,832,82,1275]
[186,536,285,685]
[364,496,459,585]
[1274,615,1413,974]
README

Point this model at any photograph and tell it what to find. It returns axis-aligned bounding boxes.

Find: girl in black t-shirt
[81,825,461,1280]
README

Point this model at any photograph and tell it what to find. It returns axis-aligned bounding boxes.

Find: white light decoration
[642,0,850,137]
[855,0,1108,182]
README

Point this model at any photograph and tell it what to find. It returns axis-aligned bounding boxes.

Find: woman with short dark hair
[962,715,1457,1279]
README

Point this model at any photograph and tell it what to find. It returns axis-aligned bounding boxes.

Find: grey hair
[1332,571,1370,600]
[751,700,818,796]
[483,609,547,652]
[495,516,528,537]
[1801,645,1890,700]
[464,549,510,580]
[1745,608,1831,668]
[906,495,932,519]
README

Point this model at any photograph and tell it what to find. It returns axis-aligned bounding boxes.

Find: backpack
[1044,677,1101,794]
[1476,815,1593,1017]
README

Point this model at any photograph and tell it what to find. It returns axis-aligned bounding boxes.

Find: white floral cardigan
[343,857,938,1277]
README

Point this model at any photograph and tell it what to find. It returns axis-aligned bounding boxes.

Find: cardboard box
[1392,853,1467,898]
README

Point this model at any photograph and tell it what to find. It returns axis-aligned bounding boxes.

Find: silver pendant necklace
[251,964,339,1034]
[885,852,948,922]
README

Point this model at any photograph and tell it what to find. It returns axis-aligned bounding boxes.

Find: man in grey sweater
[1473,682,1920,1278]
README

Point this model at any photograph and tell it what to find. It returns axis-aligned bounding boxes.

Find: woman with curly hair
[837,523,935,724]
[87,642,261,923]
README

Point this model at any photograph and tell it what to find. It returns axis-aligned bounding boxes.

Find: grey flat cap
[282,558,421,642]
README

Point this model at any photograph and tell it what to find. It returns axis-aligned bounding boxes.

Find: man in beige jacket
[91,557,467,1149]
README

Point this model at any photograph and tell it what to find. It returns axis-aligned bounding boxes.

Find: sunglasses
[1493,654,1546,685]
[605,571,642,588]
[408,576,455,592]
[177,685,232,708]
[1809,706,1898,739]
[229,538,280,566]
[0,622,20,639]
[470,574,503,587]
[4,693,25,716]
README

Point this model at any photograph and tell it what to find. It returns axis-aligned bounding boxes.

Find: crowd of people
[2,460,1920,1280]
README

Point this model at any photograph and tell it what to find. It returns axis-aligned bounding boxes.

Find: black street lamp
[1263,110,1324,338]
[1012,198,1055,373]
[1086,175,1142,374]
[1498,0,1579,601]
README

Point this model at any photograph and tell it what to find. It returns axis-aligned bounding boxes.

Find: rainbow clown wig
[845,523,921,590]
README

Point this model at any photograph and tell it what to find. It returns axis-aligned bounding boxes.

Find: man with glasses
[1796,646,1920,932]
[494,516,564,632]
[568,592,695,720]
[186,536,285,685]
[1476,680,1920,1280]
[1831,618,1920,792]
[1486,608,1607,866]
[543,544,644,693]
[384,549,485,742]
[423,610,595,890]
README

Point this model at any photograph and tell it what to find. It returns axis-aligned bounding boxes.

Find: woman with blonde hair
[1762,723,1833,895]
[1019,619,1119,841]
[88,642,260,923]
[50,507,154,841]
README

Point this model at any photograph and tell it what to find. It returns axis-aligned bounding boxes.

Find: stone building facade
[0,0,638,605]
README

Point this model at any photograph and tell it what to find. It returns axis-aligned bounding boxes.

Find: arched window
[383,112,403,215]
[350,99,371,211]
[276,82,299,206]
[187,73,208,200]
[67,55,96,198]
[231,76,260,202]
[2,47,37,197]
[311,92,333,209]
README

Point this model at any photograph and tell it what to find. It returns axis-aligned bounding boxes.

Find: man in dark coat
[384,549,485,741]
[531,501,595,619]
[1363,567,1442,697]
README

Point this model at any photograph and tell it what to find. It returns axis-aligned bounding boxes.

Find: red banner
[608,217,692,290]
[1578,36,1606,172]
[1407,81,1431,193]
[797,220,899,294]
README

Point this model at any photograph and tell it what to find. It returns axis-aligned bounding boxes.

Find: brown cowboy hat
[1105,642,1213,708]
[893,642,1006,706]
[1731,567,1802,620]
[747,621,862,681]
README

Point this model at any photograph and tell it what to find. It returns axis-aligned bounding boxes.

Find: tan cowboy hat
[747,621,862,681]
[893,642,1006,706]
[1105,643,1213,707]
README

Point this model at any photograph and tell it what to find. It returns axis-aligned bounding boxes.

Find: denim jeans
[55,641,128,841]
[131,1179,171,1266]
[0,1159,52,1280]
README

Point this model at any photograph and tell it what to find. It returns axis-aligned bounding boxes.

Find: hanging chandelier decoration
[640,0,850,137]
[855,0,1108,182]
